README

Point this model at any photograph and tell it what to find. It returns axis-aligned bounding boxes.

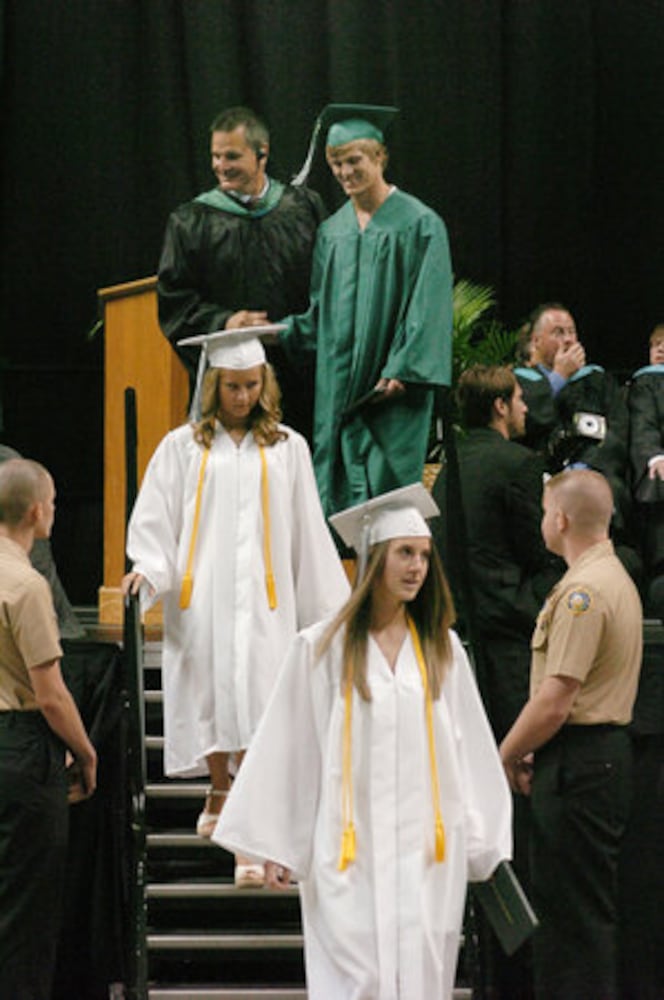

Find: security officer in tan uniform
[0,458,97,1000]
[500,469,642,1000]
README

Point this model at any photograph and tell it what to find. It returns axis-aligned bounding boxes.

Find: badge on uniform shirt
[566,590,592,615]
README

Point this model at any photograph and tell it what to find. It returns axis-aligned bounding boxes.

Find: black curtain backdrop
[1,0,663,601]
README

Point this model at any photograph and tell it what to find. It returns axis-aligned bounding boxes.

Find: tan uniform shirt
[530,539,642,724]
[0,536,62,711]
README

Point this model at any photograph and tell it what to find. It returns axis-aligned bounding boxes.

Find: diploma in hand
[342,385,387,419]
[470,860,539,955]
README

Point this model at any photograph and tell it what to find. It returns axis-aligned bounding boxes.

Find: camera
[571,412,607,441]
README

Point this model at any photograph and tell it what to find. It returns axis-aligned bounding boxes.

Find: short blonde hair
[0,458,51,526]
[326,137,389,170]
[545,469,613,536]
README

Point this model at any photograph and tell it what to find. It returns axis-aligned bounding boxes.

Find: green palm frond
[451,280,518,382]
[453,279,497,335]
[429,279,519,456]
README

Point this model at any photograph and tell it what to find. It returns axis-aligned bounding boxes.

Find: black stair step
[148,990,472,1000]
[146,783,213,828]
[148,990,306,1000]
[147,802,210,826]
[147,901,301,934]
[148,944,305,987]
[147,831,231,880]
[148,986,473,1000]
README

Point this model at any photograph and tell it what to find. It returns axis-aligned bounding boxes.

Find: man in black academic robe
[514,302,639,580]
[158,106,325,442]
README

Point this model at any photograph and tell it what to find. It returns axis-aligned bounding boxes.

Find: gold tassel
[265,572,277,610]
[435,817,446,862]
[259,446,277,610]
[338,675,355,870]
[408,616,446,865]
[179,448,210,610]
[179,573,193,610]
[338,822,356,871]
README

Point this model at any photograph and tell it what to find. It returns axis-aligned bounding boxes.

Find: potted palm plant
[424,280,518,484]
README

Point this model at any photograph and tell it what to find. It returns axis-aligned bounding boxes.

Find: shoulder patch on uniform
[566,590,592,614]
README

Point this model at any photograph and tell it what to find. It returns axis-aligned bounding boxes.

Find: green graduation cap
[292,103,399,186]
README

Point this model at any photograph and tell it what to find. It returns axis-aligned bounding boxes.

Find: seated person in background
[628,324,664,616]
[514,302,639,581]
[0,444,84,638]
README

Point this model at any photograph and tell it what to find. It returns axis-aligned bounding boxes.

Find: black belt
[565,722,625,733]
[545,722,629,751]
[0,709,47,731]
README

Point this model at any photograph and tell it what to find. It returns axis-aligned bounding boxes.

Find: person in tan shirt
[0,458,97,1000]
[500,469,642,1000]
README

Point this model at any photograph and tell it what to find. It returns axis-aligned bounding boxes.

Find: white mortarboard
[329,483,439,581]
[292,103,399,186]
[178,324,286,419]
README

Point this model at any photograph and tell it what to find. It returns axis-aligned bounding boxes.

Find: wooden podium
[98,276,190,624]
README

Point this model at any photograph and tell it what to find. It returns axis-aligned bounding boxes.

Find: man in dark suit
[433,364,563,1000]
[433,364,562,739]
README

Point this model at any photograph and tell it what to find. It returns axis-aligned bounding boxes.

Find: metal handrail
[122,387,148,999]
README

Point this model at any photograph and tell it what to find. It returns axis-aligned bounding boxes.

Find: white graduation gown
[126,422,349,777]
[215,622,512,1000]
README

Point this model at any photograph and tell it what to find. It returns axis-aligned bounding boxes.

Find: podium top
[98,275,157,302]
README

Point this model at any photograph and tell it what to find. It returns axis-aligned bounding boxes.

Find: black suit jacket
[432,426,562,641]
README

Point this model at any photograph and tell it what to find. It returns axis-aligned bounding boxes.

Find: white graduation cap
[178,324,286,419]
[329,483,439,581]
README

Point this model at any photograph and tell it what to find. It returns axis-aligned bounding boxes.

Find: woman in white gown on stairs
[122,328,349,885]
[215,483,511,996]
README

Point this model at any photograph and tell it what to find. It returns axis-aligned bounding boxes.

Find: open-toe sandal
[195,788,227,838]
[234,859,265,889]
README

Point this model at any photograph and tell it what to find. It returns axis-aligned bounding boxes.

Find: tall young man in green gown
[280,105,453,521]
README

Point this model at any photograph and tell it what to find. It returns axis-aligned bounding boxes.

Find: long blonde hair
[193,363,287,449]
[317,540,456,701]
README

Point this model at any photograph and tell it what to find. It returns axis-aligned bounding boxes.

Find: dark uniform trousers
[0,711,68,1000]
[530,724,633,1000]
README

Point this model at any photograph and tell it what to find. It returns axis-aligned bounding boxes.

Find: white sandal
[234,859,265,889]
[195,788,227,838]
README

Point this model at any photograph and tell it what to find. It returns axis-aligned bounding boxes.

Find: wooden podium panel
[99,276,189,624]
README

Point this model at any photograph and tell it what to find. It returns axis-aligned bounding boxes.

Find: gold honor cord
[408,616,446,862]
[337,618,446,871]
[179,448,210,609]
[338,674,356,870]
[259,446,277,610]
[179,445,277,612]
